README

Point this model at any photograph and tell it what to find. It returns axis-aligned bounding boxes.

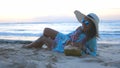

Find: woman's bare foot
[22,43,43,48]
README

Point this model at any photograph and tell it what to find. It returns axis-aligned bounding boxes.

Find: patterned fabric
[53,31,97,56]
[85,37,97,56]
[53,32,70,52]
[53,31,86,52]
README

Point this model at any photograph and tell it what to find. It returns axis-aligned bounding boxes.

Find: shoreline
[0,39,120,45]
[0,39,120,68]
[0,39,32,44]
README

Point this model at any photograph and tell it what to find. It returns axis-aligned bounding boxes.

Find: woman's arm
[76,26,82,31]
[65,41,83,49]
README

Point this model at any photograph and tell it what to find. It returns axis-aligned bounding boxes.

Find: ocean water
[0,20,120,44]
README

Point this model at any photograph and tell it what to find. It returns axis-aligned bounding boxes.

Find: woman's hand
[71,42,81,47]
[66,41,82,48]
[65,40,71,45]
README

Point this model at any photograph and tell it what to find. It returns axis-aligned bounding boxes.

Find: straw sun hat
[74,10,99,35]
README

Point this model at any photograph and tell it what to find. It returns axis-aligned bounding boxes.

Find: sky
[0,0,120,22]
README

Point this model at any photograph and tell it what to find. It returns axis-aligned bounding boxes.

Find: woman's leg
[43,28,58,39]
[43,36,56,50]
[23,35,45,48]
[23,28,58,48]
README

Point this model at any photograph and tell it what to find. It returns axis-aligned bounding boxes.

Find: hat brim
[74,10,86,23]
[74,10,98,35]
[74,10,95,24]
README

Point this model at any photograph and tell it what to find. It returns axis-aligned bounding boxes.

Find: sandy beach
[0,40,119,68]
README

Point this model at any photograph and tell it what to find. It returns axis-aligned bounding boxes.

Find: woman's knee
[44,28,51,33]
[44,28,58,34]
[44,28,52,35]
[43,28,58,39]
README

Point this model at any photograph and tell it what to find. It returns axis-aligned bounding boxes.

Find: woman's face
[81,17,92,32]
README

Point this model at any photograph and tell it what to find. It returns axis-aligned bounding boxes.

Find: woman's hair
[85,20,99,41]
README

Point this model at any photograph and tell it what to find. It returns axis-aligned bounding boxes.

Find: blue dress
[53,31,97,56]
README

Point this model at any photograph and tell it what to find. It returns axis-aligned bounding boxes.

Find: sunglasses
[81,18,89,26]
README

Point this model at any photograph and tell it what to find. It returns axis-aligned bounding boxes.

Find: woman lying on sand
[23,10,100,56]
